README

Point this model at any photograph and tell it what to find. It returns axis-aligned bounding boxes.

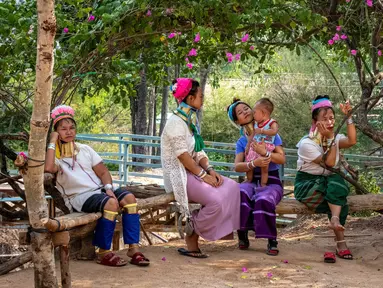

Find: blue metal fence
[76,134,383,188]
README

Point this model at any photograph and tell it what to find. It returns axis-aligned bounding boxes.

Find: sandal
[239,239,250,250]
[178,248,209,258]
[130,252,150,266]
[324,252,336,263]
[267,240,279,256]
[96,251,127,267]
[336,240,353,260]
[336,249,353,260]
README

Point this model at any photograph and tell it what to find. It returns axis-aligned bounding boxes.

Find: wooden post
[59,246,71,288]
[22,0,58,287]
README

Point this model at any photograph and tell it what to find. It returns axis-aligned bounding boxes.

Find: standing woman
[161,78,240,258]
[294,96,356,262]
[227,98,286,256]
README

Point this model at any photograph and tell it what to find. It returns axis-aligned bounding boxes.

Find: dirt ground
[1,214,382,288]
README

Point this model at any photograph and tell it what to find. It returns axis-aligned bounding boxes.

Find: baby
[245,98,278,186]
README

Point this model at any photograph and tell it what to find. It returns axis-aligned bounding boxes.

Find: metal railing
[76,134,383,188]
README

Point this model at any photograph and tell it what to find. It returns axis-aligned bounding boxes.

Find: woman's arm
[44,132,59,173]
[311,143,337,167]
[93,162,117,199]
[234,152,271,172]
[338,120,357,149]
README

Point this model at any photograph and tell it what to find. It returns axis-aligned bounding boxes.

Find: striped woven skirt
[294,171,349,225]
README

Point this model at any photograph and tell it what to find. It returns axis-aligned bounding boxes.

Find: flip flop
[324,252,336,263]
[267,240,279,256]
[239,239,250,250]
[178,248,208,258]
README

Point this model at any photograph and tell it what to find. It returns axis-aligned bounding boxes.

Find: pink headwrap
[171,78,193,103]
[311,99,332,112]
[51,105,75,126]
[309,98,333,137]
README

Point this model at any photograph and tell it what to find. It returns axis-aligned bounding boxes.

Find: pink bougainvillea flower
[333,33,340,41]
[378,50,382,56]
[186,62,193,69]
[350,49,357,55]
[227,57,233,63]
[241,33,249,42]
[235,53,241,60]
[18,152,28,160]
[328,39,334,45]
[226,52,233,58]
[188,48,197,56]
[242,267,248,273]
[336,26,342,31]
[283,260,289,264]
[185,57,189,62]
[346,0,350,2]
[341,34,348,40]
[194,33,201,43]
[146,10,152,16]
[88,14,95,22]
[250,45,255,51]
[168,33,176,38]
[63,27,69,33]
[178,32,182,35]
[266,272,273,278]
[366,0,373,7]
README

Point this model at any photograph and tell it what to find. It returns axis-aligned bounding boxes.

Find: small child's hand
[254,128,263,134]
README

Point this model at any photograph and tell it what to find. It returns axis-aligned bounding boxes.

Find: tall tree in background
[23,0,58,286]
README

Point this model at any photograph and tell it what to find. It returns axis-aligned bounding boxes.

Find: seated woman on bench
[161,78,240,258]
[44,105,150,267]
[294,95,356,262]
[227,98,286,256]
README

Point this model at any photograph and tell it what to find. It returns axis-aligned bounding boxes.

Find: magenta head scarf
[170,78,193,103]
[309,97,333,137]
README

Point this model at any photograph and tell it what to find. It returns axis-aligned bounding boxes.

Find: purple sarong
[239,170,283,239]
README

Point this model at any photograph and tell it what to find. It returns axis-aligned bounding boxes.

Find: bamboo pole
[41,212,102,232]
[22,0,58,286]
[0,251,32,276]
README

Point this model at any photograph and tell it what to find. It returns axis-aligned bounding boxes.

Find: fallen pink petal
[194,33,201,42]
[242,267,248,273]
[283,260,289,264]
[162,257,166,261]
[267,272,273,278]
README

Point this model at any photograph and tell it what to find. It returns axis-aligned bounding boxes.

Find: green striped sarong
[294,171,349,225]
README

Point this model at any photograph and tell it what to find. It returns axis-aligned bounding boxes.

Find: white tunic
[160,114,207,215]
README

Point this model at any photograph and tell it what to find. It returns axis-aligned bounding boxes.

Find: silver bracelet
[200,171,207,179]
[246,162,252,170]
[47,143,55,150]
[104,183,114,191]
[206,165,214,172]
[251,160,256,168]
[197,169,205,177]
[347,118,354,125]
[265,151,271,158]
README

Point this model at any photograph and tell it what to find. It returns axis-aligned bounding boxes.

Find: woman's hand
[50,131,59,143]
[340,100,352,116]
[202,174,219,187]
[252,157,271,168]
[208,170,224,186]
[251,140,266,156]
[316,122,334,139]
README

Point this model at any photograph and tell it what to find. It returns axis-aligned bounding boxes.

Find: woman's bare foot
[328,216,345,231]
[185,232,199,251]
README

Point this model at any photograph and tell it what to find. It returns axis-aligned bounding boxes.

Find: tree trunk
[23,1,58,286]
[132,58,148,171]
[0,251,33,276]
[197,65,210,127]
[160,66,170,136]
